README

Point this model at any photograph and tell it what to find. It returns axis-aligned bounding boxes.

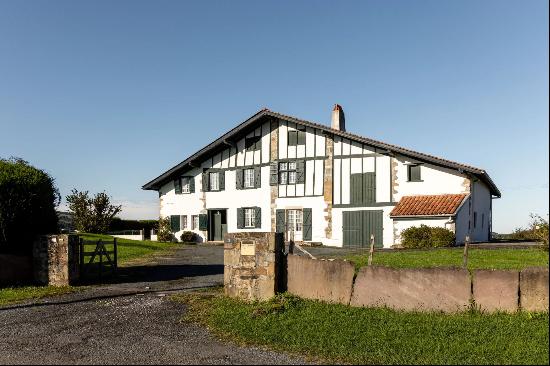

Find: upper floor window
[209,172,220,191]
[407,164,422,182]
[244,208,256,228]
[182,177,191,193]
[279,162,297,185]
[288,126,306,146]
[245,136,261,151]
[244,168,255,188]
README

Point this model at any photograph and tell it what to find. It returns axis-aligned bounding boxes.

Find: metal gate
[343,210,383,248]
[79,237,118,280]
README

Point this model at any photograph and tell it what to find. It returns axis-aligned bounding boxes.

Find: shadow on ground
[77,263,224,285]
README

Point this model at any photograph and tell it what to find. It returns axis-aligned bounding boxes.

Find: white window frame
[287,209,303,232]
[279,161,297,185]
[192,215,199,230]
[182,177,191,193]
[244,168,255,188]
[244,208,256,228]
[181,215,188,229]
[209,172,220,191]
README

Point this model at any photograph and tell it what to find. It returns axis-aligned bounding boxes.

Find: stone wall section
[287,255,355,305]
[224,232,284,301]
[33,234,80,286]
[520,267,549,312]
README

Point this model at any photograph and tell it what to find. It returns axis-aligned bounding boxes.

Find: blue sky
[0,0,548,232]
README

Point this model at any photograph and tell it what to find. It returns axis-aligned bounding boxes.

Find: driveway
[0,245,308,365]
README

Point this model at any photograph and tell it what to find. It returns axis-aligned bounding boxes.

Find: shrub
[156,216,174,242]
[401,225,455,248]
[0,158,60,254]
[529,214,549,251]
[180,231,197,243]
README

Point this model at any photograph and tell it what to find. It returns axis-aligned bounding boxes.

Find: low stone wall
[520,267,549,312]
[0,254,33,285]
[351,266,471,312]
[287,255,355,305]
[473,269,519,312]
[224,232,284,301]
[33,234,80,286]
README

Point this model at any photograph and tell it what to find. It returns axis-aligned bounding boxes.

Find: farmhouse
[143,106,500,247]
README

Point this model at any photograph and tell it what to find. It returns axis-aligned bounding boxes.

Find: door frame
[207,208,227,242]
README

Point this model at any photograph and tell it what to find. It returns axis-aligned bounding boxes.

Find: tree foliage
[0,157,60,253]
[401,225,455,248]
[66,189,121,233]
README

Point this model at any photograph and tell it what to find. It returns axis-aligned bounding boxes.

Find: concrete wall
[0,254,33,285]
[287,255,355,304]
[351,266,471,312]
[520,267,549,312]
[473,269,519,312]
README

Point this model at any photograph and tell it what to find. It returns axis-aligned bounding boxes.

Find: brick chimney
[331,104,345,131]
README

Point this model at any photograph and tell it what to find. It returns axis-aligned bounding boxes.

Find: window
[244,208,256,228]
[288,127,306,146]
[192,215,199,230]
[287,210,303,232]
[482,213,485,229]
[181,215,188,229]
[408,164,422,182]
[245,136,261,151]
[244,168,255,188]
[279,161,297,185]
[182,177,191,193]
[209,172,219,191]
[474,212,477,229]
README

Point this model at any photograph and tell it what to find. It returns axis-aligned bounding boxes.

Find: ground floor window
[181,215,188,229]
[244,208,256,228]
[192,215,199,230]
[287,209,303,232]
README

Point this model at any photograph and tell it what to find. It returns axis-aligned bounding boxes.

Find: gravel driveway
[0,245,308,365]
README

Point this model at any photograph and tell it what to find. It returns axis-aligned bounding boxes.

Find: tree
[66,189,121,233]
[0,157,60,253]
[530,213,549,251]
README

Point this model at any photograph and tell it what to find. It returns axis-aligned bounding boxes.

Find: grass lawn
[79,233,179,265]
[175,291,549,365]
[0,286,77,307]
[342,248,549,272]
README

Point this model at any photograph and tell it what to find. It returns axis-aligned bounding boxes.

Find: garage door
[343,210,383,248]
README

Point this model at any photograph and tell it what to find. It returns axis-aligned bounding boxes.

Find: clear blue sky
[1,0,548,232]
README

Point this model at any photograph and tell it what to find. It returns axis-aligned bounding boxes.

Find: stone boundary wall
[0,254,33,285]
[287,255,355,305]
[283,255,549,313]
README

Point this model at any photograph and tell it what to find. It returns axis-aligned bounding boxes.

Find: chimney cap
[333,104,343,111]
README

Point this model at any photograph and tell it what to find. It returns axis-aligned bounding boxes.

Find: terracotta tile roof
[390,194,469,217]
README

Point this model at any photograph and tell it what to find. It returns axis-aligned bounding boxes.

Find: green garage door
[343,210,383,248]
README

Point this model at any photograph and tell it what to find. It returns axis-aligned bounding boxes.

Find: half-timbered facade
[143,106,500,247]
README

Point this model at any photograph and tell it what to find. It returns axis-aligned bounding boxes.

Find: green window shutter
[350,174,363,204]
[219,171,225,191]
[202,172,209,192]
[269,162,278,186]
[364,172,376,203]
[276,209,286,233]
[174,178,182,194]
[254,167,261,188]
[296,160,305,184]
[254,207,261,228]
[303,208,312,241]
[236,169,243,190]
[198,214,208,231]
[288,131,297,146]
[189,177,195,193]
[170,215,180,232]
[297,130,306,145]
[237,208,244,229]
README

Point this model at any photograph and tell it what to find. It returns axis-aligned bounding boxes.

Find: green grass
[79,233,178,265]
[342,248,549,272]
[0,286,77,306]
[175,291,549,365]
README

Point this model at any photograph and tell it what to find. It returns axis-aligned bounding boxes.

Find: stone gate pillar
[33,234,80,286]
[223,232,284,301]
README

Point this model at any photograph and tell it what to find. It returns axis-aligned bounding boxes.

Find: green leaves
[66,189,121,233]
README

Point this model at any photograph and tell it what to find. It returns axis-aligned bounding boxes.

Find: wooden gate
[343,210,383,248]
[79,237,118,280]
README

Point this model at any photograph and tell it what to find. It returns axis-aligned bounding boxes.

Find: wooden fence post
[113,238,118,274]
[463,235,470,269]
[368,234,375,266]
[79,237,84,279]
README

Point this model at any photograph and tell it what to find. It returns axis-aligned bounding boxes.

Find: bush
[180,231,198,243]
[401,225,455,248]
[0,158,60,254]
[156,217,175,242]
[529,214,549,251]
